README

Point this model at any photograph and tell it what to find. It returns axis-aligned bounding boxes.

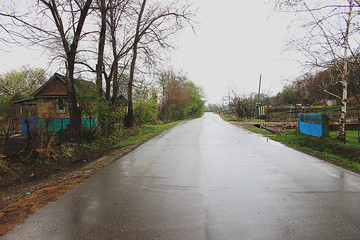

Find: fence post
[322,114,329,137]
[358,115,360,142]
[288,108,291,121]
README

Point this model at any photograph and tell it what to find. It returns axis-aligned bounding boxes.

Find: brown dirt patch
[0,142,143,236]
[234,121,298,134]
[0,176,87,235]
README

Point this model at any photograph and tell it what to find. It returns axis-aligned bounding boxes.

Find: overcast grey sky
[0,0,302,104]
[169,0,303,104]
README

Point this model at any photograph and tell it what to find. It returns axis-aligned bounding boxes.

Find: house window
[57,98,65,114]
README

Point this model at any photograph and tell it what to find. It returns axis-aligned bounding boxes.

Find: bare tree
[123,0,196,127]
[278,0,359,142]
[95,0,107,97]
[1,1,94,142]
[68,0,131,102]
[40,0,93,142]
[105,0,132,102]
[1,0,196,131]
[226,88,258,119]
[123,0,147,127]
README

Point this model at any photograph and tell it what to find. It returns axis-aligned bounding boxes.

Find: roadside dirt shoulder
[0,141,145,236]
[233,121,298,134]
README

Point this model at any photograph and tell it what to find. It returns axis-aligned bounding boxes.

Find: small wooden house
[14,73,96,135]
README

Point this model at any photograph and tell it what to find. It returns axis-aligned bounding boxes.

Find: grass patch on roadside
[114,121,182,148]
[243,126,272,135]
[218,114,264,123]
[219,114,239,121]
[329,130,359,147]
[240,118,265,122]
[273,130,360,172]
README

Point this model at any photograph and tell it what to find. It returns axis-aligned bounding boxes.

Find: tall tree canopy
[0,65,46,99]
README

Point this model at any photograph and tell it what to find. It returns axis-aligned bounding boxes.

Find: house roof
[33,73,99,97]
[115,93,128,102]
[12,98,37,104]
[31,73,67,98]
[74,78,99,97]
[13,73,98,104]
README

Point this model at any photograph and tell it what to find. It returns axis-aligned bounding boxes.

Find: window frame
[57,98,66,114]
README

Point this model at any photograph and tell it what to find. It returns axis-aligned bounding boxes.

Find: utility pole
[256,74,262,119]
[258,74,262,102]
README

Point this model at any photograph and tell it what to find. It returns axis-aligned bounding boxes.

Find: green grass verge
[329,130,360,148]
[218,114,239,121]
[114,121,182,148]
[273,130,360,172]
[243,126,272,135]
[240,118,265,122]
[218,114,265,122]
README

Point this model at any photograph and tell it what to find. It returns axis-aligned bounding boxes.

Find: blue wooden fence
[20,118,97,136]
[20,117,39,136]
[298,113,329,137]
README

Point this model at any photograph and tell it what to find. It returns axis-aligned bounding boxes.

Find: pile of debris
[259,122,298,134]
[235,121,298,134]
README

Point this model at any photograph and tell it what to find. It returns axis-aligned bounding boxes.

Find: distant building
[113,92,128,106]
[324,99,337,106]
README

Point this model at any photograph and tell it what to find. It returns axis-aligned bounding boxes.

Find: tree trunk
[338,80,348,142]
[110,17,119,104]
[105,78,111,100]
[96,0,107,98]
[111,60,119,104]
[43,0,92,143]
[66,60,82,143]
[124,0,147,127]
[337,0,353,142]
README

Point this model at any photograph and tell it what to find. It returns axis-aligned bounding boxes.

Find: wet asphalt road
[2,113,360,240]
